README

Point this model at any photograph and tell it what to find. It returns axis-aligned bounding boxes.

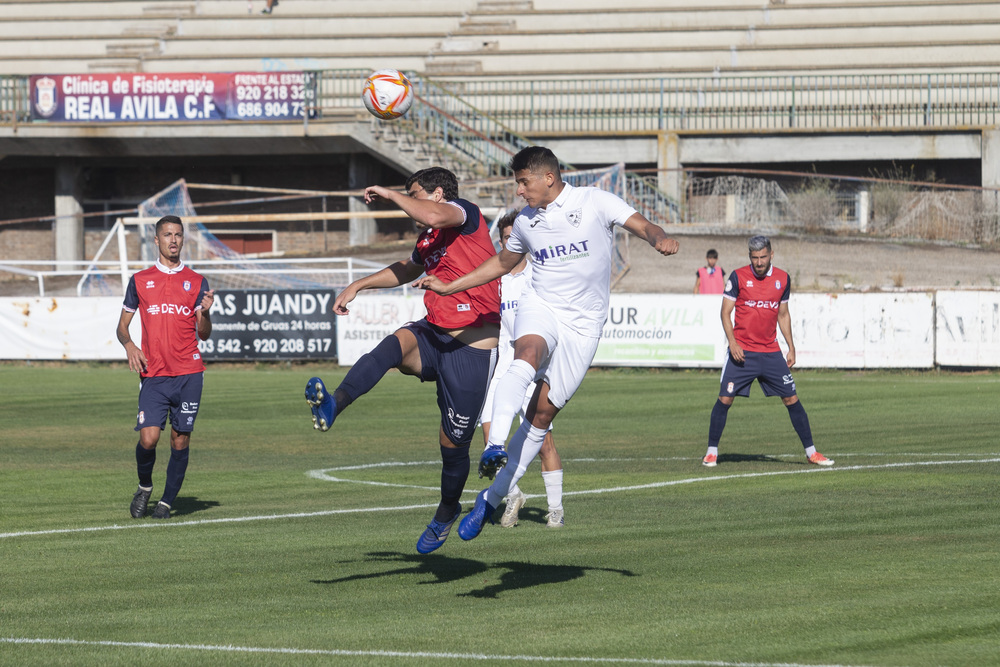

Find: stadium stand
[0,0,997,76]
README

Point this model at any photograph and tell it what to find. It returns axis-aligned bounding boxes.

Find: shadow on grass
[716,453,787,465]
[171,496,221,516]
[311,551,636,598]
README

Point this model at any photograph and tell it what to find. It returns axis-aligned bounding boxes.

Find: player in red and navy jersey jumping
[304,167,500,554]
[702,235,834,468]
[117,215,215,519]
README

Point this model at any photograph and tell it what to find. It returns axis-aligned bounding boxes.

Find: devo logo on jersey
[532,239,591,265]
[146,303,194,316]
[744,300,780,309]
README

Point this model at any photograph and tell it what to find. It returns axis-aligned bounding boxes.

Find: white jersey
[506,183,636,337]
[497,262,532,363]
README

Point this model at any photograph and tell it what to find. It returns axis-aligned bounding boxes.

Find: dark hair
[748,235,771,252]
[509,146,560,180]
[406,167,459,201]
[706,248,718,259]
[497,209,519,233]
[155,215,183,235]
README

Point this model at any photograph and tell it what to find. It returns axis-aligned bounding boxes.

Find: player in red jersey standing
[702,235,834,468]
[304,167,500,554]
[117,215,215,519]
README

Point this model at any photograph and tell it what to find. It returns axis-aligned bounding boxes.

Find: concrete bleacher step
[141,3,195,17]
[106,40,163,58]
[86,58,143,73]
[121,24,177,38]
[458,18,517,34]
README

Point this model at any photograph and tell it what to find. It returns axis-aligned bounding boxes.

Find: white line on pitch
[3,458,997,541]
[0,637,881,667]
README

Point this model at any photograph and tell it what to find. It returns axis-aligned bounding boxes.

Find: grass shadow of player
[717,453,786,465]
[311,551,489,586]
[310,552,637,599]
[170,496,221,517]
[459,562,637,599]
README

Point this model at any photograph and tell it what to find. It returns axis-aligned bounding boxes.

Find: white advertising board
[936,290,1000,366]
[0,296,131,360]
[791,292,934,368]
[594,294,727,367]
[334,292,428,365]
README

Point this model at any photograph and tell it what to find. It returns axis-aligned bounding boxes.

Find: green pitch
[1,364,998,666]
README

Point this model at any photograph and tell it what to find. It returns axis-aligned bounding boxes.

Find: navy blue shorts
[135,372,205,433]
[720,350,797,398]
[404,319,497,446]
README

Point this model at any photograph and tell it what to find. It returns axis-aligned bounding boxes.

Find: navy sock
[136,442,156,488]
[436,444,470,522]
[786,400,814,449]
[160,447,190,507]
[707,399,731,447]
[337,335,403,412]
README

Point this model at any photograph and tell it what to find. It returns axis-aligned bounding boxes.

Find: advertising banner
[0,296,123,360]
[335,292,427,366]
[791,292,934,368]
[200,290,335,360]
[936,290,1000,366]
[594,294,728,367]
[29,72,313,122]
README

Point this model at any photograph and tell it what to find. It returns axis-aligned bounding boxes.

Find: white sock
[488,422,546,507]
[706,446,718,457]
[542,469,563,511]
[805,445,817,457]
[486,360,535,449]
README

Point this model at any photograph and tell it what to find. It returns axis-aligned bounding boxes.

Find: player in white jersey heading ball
[480,210,564,529]
[415,146,680,541]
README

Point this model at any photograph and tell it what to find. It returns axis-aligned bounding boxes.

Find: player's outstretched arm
[364,185,465,229]
[333,260,424,315]
[414,249,521,296]
[622,213,679,256]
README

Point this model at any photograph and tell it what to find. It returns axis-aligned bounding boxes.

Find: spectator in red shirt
[117,215,214,519]
[701,235,833,468]
[304,166,500,554]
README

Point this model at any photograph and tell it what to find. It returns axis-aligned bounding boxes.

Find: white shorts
[513,295,600,409]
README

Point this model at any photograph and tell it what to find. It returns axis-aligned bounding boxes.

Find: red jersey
[696,266,726,294]
[410,198,501,329]
[723,264,791,353]
[123,260,210,378]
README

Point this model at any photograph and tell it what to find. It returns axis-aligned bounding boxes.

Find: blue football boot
[305,376,337,431]
[478,444,508,480]
[458,489,496,541]
[416,504,461,554]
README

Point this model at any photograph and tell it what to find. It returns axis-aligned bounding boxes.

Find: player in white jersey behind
[480,210,564,529]
[415,146,680,541]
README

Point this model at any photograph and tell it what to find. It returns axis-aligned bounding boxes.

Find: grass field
[1,363,999,666]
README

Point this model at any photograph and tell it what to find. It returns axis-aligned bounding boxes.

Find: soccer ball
[361,69,414,120]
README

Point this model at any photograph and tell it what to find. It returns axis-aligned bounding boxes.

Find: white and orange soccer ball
[361,69,414,120]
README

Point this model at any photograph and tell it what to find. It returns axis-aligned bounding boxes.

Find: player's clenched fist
[655,237,680,256]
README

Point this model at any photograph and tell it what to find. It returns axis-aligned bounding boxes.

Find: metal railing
[5,71,999,132]
[421,72,1000,133]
